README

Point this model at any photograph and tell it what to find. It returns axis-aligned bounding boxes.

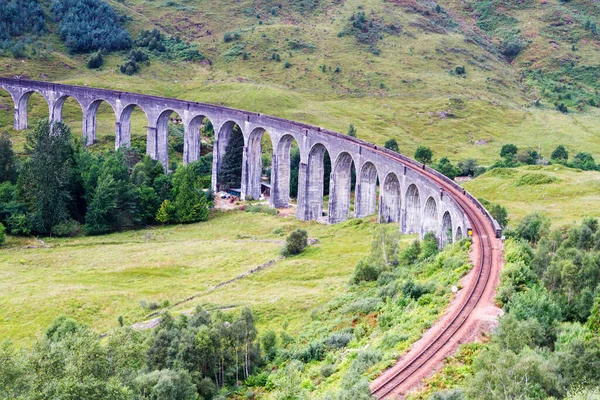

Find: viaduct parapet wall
[0,77,501,243]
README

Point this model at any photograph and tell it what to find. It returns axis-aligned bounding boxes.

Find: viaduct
[0,78,501,244]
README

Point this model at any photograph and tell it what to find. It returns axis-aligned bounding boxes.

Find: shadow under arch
[441,211,453,247]
[305,143,331,221]
[273,133,301,208]
[356,161,378,218]
[455,226,463,242]
[405,183,421,234]
[380,172,401,223]
[329,151,356,224]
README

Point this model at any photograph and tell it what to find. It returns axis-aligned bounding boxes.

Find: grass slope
[0,211,390,344]
[463,164,600,226]
[2,0,600,165]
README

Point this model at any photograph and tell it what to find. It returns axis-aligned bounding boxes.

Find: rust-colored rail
[370,159,496,399]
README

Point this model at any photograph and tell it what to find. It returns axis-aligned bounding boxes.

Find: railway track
[369,155,499,399]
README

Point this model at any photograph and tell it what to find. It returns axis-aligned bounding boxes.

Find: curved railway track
[369,154,499,399]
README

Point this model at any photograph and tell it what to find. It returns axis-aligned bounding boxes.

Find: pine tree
[18,121,73,234]
[172,165,209,223]
[217,128,244,190]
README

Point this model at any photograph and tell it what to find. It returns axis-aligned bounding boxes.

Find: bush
[320,364,335,378]
[401,280,430,300]
[500,144,518,158]
[352,258,381,283]
[281,229,308,256]
[86,51,103,69]
[515,213,550,244]
[50,219,83,237]
[501,39,522,60]
[323,332,353,349]
[0,222,5,245]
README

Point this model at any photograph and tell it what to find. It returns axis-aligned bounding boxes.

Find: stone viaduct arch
[0,77,495,242]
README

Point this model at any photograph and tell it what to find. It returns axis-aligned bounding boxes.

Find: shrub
[501,39,522,60]
[281,229,308,256]
[50,219,83,237]
[320,364,335,378]
[352,258,381,283]
[323,332,353,349]
[86,51,103,69]
[401,280,430,300]
[0,222,5,245]
[515,213,550,244]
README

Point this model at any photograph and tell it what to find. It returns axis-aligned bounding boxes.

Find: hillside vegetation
[2,0,600,165]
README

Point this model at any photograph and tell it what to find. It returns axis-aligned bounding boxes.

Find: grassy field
[463,164,600,227]
[0,210,402,344]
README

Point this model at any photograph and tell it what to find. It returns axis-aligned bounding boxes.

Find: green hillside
[2,0,600,164]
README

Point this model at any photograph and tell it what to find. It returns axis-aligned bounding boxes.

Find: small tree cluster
[51,0,131,53]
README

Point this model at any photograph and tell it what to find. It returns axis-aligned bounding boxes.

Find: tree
[384,138,399,153]
[218,128,244,190]
[156,199,175,224]
[500,144,518,159]
[171,164,210,223]
[414,146,433,164]
[588,295,600,335]
[515,212,550,244]
[0,222,5,245]
[571,152,597,171]
[0,133,17,183]
[282,229,308,256]
[347,124,357,137]
[434,157,459,179]
[551,145,568,162]
[18,121,73,234]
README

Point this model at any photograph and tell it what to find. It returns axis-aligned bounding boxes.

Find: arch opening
[23,91,49,130]
[305,143,331,221]
[216,122,244,194]
[185,115,214,189]
[380,172,401,223]
[54,96,83,137]
[246,128,274,201]
[405,184,421,234]
[441,211,453,247]
[455,226,463,242]
[329,152,356,223]
[0,88,12,131]
[356,162,378,218]
[84,99,118,147]
[273,134,300,208]
[117,103,147,153]
[423,196,438,235]
[156,110,185,171]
